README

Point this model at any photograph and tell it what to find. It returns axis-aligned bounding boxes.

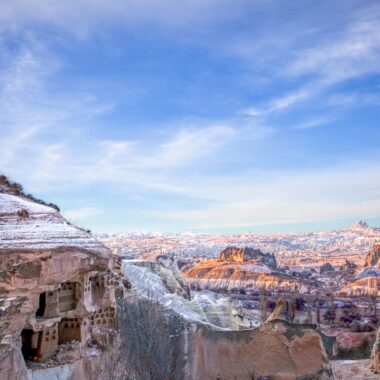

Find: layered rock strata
[183,246,305,293]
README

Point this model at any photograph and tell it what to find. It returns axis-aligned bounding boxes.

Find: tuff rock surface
[220,246,277,268]
[0,179,121,380]
[365,244,380,268]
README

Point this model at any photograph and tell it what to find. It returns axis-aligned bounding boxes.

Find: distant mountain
[98,221,380,268]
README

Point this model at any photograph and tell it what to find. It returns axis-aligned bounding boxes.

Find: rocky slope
[365,244,380,268]
[0,177,122,380]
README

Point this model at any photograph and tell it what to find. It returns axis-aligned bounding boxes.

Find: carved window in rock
[89,307,116,328]
[36,293,46,318]
[58,318,81,344]
[21,329,39,361]
[21,326,58,362]
[58,282,79,312]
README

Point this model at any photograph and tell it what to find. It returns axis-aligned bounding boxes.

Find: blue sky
[1,0,380,233]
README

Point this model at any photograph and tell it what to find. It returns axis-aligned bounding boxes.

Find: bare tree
[259,287,266,322]
[97,293,186,380]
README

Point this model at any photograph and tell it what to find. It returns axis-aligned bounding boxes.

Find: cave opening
[21,329,39,361]
[36,292,46,318]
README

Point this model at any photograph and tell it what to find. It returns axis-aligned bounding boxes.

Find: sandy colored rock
[189,320,331,380]
[266,298,285,323]
[365,244,380,268]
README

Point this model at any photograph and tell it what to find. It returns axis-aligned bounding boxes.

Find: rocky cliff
[365,244,380,268]
[0,177,121,380]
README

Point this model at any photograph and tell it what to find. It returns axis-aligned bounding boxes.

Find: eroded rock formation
[266,298,285,323]
[220,246,277,268]
[365,244,380,268]
[341,244,380,296]
[183,247,307,293]
[0,179,122,380]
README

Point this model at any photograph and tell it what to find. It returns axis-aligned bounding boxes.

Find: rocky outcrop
[220,246,277,268]
[266,298,285,323]
[0,180,121,380]
[365,244,380,268]
[180,246,305,293]
[183,260,305,292]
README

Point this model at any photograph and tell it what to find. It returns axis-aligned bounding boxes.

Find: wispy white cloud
[1,1,379,232]
[0,0,251,37]
[286,18,380,82]
[63,207,103,220]
[292,116,332,130]
[0,38,273,191]
[150,159,380,229]
[241,5,380,115]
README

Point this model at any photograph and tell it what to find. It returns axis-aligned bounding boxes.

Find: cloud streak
[152,159,380,229]
[1,1,379,232]
[242,4,380,116]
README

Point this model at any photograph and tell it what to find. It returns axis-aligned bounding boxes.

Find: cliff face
[365,244,380,268]
[0,188,120,379]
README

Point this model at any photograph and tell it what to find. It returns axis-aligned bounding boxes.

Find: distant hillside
[98,221,380,268]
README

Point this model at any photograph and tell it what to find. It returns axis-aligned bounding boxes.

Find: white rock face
[121,260,258,329]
